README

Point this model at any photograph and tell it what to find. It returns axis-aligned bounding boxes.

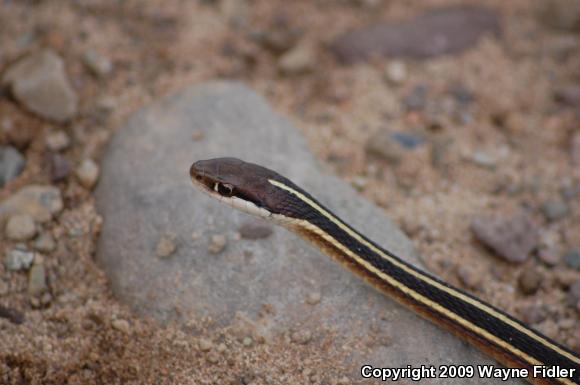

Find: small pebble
[83,50,113,78]
[278,41,316,75]
[45,130,70,151]
[111,318,131,334]
[5,213,37,241]
[471,151,496,168]
[290,329,312,345]
[75,158,99,189]
[208,234,227,254]
[390,131,424,149]
[456,265,481,290]
[4,246,35,271]
[305,291,321,305]
[558,318,576,330]
[155,233,177,258]
[242,336,253,347]
[518,268,543,295]
[563,248,580,270]
[2,49,78,122]
[0,304,24,325]
[541,200,569,222]
[28,263,47,296]
[206,352,220,364]
[239,221,273,239]
[403,85,427,111]
[49,153,70,181]
[33,233,55,253]
[471,212,538,263]
[537,248,560,267]
[198,338,213,352]
[0,146,26,186]
[384,60,407,85]
[0,280,8,295]
[0,184,63,223]
[351,176,367,191]
[365,130,404,164]
[217,343,227,353]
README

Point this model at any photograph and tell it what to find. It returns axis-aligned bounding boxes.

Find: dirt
[0,1,578,384]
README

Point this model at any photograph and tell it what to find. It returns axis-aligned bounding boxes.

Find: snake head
[190,157,305,222]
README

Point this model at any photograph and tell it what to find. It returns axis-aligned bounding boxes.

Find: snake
[189,157,579,385]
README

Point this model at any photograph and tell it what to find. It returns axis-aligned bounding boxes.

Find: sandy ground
[0,1,578,384]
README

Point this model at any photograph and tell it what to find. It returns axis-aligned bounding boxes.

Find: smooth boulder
[96,82,523,383]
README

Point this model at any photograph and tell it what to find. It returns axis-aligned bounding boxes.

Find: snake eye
[215,182,234,197]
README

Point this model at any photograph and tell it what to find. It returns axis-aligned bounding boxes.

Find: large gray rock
[96,82,523,383]
[331,5,501,64]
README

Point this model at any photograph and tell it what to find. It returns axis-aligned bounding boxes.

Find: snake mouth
[189,162,216,193]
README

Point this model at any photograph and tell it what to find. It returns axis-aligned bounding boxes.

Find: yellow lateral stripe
[269,179,579,365]
[300,220,577,385]
[298,219,543,366]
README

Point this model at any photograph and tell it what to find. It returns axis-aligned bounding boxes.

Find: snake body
[190,157,579,385]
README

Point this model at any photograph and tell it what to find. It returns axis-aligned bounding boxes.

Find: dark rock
[48,153,70,182]
[95,82,510,383]
[330,5,501,64]
[471,212,538,263]
[390,131,424,149]
[0,304,24,324]
[0,146,25,186]
[518,268,543,295]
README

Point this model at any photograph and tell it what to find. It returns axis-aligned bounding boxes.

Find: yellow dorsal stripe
[297,219,577,385]
[269,179,579,366]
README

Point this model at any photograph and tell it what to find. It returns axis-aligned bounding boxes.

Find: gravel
[4,246,35,271]
[75,159,100,189]
[278,41,316,75]
[34,232,56,253]
[83,50,113,78]
[45,130,71,152]
[563,248,580,271]
[1,49,78,122]
[541,200,569,222]
[471,212,538,263]
[0,146,26,187]
[0,185,63,223]
[5,213,37,241]
[518,268,543,295]
[28,263,47,296]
